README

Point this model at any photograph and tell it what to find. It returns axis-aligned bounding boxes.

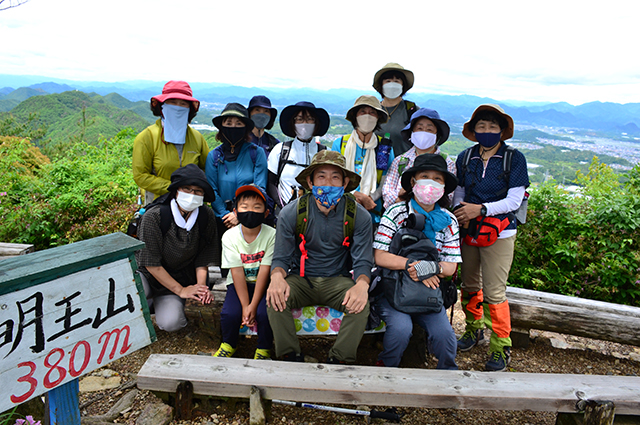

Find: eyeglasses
[179,187,205,196]
[294,116,316,124]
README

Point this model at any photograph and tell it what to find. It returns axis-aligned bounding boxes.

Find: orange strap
[299,234,308,277]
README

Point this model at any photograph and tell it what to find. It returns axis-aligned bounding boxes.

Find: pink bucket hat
[151,80,200,112]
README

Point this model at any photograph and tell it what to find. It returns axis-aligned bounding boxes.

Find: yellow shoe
[213,343,236,358]
[254,348,271,360]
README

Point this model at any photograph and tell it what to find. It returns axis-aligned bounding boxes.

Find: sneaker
[375,359,385,367]
[485,348,511,372]
[457,329,484,352]
[326,357,346,365]
[282,352,304,362]
[254,348,271,360]
[213,342,236,358]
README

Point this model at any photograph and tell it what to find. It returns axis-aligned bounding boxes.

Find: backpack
[397,152,449,178]
[210,143,258,171]
[404,100,418,126]
[294,192,357,277]
[338,134,392,185]
[277,139,327,179]
[459,145,529,225]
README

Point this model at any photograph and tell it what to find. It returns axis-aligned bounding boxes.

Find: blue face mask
[312,185,344,208]
[475,131,501,148]
[251,113,271,129]
[162,103,189,144]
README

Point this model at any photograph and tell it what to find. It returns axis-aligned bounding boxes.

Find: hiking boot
[282,352,304,362]
[213,342,236,358]
[485,348,511,372]
[457,329,484,352]
[254,348,271,360]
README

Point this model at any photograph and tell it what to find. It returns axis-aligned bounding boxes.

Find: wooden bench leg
[175,381,193,421]
[556,400,616,425]
[510,327,530,349]
[249,386,266,425]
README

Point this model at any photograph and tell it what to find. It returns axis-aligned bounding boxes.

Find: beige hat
[372,62,415,93]
[345,95,389,125]
[295,150,361,192]
[462,104,514,142]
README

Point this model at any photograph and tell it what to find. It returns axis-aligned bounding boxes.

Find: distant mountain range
[1,74,639,138]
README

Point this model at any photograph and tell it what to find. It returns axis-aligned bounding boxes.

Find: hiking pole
[272,399,401,421]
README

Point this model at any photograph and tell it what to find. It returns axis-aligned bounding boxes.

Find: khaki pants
[267,275,369,363]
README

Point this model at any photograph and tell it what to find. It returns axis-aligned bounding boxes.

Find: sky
[1,0,639,106]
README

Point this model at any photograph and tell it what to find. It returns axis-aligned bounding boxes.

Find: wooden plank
[507,287,640,346]
[46,379,81,425]
[0,232,145,295]
[0,242,34,256]
[137,355,640,414]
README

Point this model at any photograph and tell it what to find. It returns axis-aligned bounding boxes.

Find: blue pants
[220,283,273,350]
[376,297,457,369]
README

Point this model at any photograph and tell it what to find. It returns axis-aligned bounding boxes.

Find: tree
[0,0,28,10]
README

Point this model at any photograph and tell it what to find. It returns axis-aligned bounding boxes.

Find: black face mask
[236,211,265,229]
[220,127,246,146]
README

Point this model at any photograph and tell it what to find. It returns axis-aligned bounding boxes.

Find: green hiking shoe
[213,342,236,358]
[254,348,271,360]
[485,347,511,372]
[457,329,484,352]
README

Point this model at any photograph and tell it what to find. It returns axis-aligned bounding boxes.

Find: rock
[629,352,640,362]
[136,403,173,425]
[81,417,118,425]
[99,369,118,378]
[549,338,569,349]
[106,389,138,417]
[249,386,266,425]
[79,375,121,392]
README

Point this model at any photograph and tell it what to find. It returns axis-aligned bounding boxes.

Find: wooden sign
[0,232,155,415]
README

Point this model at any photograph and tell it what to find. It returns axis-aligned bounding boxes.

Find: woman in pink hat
[133,80,209,205]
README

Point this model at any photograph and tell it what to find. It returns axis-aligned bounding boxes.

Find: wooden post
[249,386,266,425]
[175,381,193,420]
[584,400,615,425]
[46,379,81,425]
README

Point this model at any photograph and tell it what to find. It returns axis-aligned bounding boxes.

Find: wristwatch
[480,204,487,217]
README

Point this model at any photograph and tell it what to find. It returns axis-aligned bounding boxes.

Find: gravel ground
[78,300,640,425]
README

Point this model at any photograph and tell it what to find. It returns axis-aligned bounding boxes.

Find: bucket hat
[248,95,278,130]
[372,63,415,94]
[212,103,255,132]
[462,104,514,142]
[295,150,361,192]
[151,80,200,112]
[345,95,389,126]
[279,101,330,138]
[401,108,450,146]
[400,154,458,196]
[167,163,215,202]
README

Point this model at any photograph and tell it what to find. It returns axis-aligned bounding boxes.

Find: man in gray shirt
[266,150,373,363]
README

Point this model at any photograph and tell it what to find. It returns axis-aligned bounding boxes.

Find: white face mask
[356,114,378,134]
[382,82,403,99]
[411,131,437,150]
[176,191,204,212]
[295,123,315,141]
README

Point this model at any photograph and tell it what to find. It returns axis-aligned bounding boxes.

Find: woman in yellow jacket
[133,80,209,205]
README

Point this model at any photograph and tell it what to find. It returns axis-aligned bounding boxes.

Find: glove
[412,260,440,281]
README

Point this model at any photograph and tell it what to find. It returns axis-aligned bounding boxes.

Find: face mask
[475,131,501,148]
[176,191,204,212]
[413,179,445,206]
[295,123,315,141]
[220,126,246,145]
[356,114,377,133]
[251,113,270,129]
[382,82,403,99]
[236,211,265,229]
[411,131,437,150]
[312,185,344,209]
[162,103,189,144]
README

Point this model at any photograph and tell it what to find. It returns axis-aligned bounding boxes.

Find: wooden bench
[137,354,640,424]
[0,242,34,259]
[507,287,640,348]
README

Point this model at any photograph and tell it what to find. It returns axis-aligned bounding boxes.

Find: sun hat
[400,154,458,196]
[462,104,514,142]
[167,163,215,202]
[295,150,361,192]
[212,103,255,132]
[279,101,330,138]
[234,184,274,212]
[401,108,451,146]
[151,80,200,112]
[345,95,389,126]
[247,95,278,130]
[372,63,415,94]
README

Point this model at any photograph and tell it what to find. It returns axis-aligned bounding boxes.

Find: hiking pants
[267,275,369,363]
[376,297,457,369]
[140,272,187,332]
[460,235,515,352]
[220,283,273,350]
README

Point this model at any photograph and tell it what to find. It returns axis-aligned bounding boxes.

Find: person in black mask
[213,184,275,359]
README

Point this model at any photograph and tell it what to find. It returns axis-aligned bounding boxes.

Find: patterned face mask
[413,179,445,205]
[311,185,345,208]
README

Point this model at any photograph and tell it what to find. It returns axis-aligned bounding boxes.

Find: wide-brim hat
[235,184,274,212]
[372,63,415,94]
[167,163,215,202]
[401,108,450,146]
[345,95,389,125]
[462,104,514,142]
[295,150,360,192]
[279,101,330,138]
[151,80,200,112]
[248,95,278,130]
[400,154,458,196]
[212,102,255,132]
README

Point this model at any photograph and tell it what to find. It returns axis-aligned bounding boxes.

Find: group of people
[132,63,529,373]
